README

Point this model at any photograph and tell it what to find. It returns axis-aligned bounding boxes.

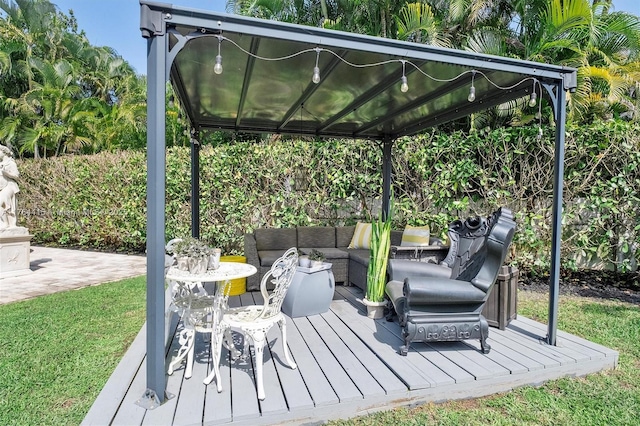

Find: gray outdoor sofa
[244,226,446,291]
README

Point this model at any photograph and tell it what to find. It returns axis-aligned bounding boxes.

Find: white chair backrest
[258,247,298,318]
[164,238,182,275]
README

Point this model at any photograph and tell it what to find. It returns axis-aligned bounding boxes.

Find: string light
[199,34,545,107]
[468,71,476,102]
[214,35,223,75]
[400,60,409,93]
[536,80,543,141]
[312,47,321,84]
[529,80,537,107]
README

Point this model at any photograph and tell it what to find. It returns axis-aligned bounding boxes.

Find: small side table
[282,263,335,318]
[482,266,518,330]
[390,244,449,264]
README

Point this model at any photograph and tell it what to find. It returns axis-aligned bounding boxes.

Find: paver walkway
[0,246,147,305]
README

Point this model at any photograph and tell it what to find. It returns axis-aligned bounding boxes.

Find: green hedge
[16,121,640,271]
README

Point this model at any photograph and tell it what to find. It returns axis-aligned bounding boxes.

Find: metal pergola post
[382,135,393,220]
[139,24,168,408]
[190,134,200,238]
[546,83,568,345]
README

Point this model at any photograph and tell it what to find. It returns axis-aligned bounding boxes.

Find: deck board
[319,309,408,394]
[202,348,233,424]
[292,316,364,402]
[83,285,619,425]
[513,316,616,359]
[282,313,340,408]
[329,293,437,389]
[264,321,315,412]
[228,294,261,421]
[306,313,386,398]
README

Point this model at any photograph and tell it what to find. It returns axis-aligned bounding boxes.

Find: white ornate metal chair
[166,274,223,380]
[219,247,298,400]
[200,280,234,391]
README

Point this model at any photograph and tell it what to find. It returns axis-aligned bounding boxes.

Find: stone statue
[0,144,20,229]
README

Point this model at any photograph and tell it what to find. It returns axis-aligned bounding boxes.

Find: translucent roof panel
[145,1,576,140]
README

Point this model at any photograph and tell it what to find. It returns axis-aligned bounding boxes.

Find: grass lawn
[0,276,146,426]
[1,279,638,425]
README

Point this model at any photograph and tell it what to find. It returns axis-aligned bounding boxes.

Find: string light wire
[207,34,544,107]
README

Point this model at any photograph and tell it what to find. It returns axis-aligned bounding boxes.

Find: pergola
[140,0,577,407]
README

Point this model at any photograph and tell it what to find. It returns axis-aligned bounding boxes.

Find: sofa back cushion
[297,226,336,248]
[255,228,297,251]
[348,222,372,249]
[400,225,431,246]
[336,226,356,248]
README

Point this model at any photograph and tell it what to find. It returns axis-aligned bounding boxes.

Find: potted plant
[169,236,214,274]
[298,249,311,268]
[308,249,326,268]
[364,209,392,319]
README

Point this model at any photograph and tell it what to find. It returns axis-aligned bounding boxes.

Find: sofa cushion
[406,277,487,305]
[299,247,349,259]
[348,222,371,249]
[401,225,431,246]
[297,226,335,248]
[255,228,297,251]
[257,250,289,267]
[336,226,356,248]
[347,248,370,265]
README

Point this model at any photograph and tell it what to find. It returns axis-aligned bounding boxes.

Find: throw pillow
[401,225,430,246]
[348,222,372,249]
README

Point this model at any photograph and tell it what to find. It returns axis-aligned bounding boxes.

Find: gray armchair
[385,208,516,356]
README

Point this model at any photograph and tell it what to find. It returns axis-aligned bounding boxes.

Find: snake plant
[366,210,392,303]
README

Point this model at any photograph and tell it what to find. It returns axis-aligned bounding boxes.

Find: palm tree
[0,1,59,155]
[3,58,95,157]
[454,0,640,123]
[1,0,148,156]
[395,2,451,47]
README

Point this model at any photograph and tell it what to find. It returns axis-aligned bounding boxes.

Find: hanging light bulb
[468,71,476,102]
[312,47,321,84]
[214,55,223,75]
[529,81,537,107]
[537,126,543,141]
[399,60,409,93]
[214,36,223,75]
[312,66,321,84]
[468,86,476,102]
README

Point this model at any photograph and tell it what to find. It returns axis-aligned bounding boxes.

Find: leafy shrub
[15,121,640,271]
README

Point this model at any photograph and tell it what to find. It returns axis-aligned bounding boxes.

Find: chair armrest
[404,276,461,304]
[387,259,451,282]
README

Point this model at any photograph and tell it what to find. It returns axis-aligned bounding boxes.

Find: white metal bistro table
[165,262,257,384]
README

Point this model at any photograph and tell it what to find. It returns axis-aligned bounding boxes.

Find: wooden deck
[82,286,618,426]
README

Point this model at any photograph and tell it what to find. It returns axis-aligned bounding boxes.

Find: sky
[54,1,227,74]
[54,0,640,76]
